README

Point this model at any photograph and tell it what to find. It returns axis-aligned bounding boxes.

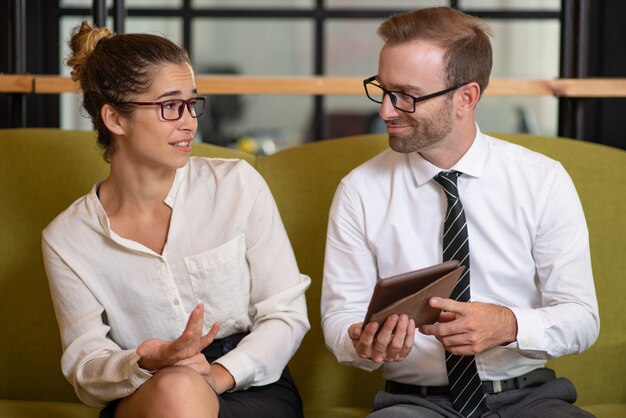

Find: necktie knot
[433,171,462,201]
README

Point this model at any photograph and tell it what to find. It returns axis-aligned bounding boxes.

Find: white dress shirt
[321,128,599,386]
[42,157,310,407]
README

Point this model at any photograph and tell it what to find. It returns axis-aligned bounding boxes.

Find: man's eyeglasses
[363,76,468,113]
[115,96,207,121]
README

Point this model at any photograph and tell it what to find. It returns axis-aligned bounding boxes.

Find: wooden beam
[484,79,554,96]
[195,76,363,95]
[551,78,626,97]
[33,75,78,94]
[19,75,626,97]
[0,74,32,93]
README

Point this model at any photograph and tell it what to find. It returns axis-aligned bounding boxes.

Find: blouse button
[173,299,180,306]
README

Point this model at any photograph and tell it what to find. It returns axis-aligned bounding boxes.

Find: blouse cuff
[213,351,256,391]
[128,350,155,388]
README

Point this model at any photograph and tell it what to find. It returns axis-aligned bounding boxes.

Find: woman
[42,21,310,418]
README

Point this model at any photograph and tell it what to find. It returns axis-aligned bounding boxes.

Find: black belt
[386,367,556,396]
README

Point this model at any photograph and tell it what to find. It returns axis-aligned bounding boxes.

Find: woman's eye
[162,101,177,110]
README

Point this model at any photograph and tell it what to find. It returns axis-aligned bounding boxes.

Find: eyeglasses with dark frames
[363,76,468,113]
[115,96,207,121]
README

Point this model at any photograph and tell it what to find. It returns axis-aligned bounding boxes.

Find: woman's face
[113,62,199,172]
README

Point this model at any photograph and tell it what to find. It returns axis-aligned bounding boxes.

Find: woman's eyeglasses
[115,97,207,121]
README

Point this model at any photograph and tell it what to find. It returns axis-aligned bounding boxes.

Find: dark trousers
[371,375,595,418]
[101,332,303,418]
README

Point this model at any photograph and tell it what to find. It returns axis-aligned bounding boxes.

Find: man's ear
[101,104,128,136]
[456,82,481,116]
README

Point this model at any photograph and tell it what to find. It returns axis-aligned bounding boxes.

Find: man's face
[377,40,456,154]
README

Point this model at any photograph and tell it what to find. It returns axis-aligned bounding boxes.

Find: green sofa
[0,128,624,418]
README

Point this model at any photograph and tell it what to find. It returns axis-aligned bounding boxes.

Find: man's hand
[137,304,220,372]
[419,297,518,355]
[348,314,415,363]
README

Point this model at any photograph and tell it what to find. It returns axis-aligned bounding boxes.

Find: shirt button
[173,299,180,306]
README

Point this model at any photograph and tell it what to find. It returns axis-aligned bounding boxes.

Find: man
[321,7,599,418]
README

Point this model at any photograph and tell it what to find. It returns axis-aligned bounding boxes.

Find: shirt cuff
[334,329,382,372]
[128,350,155,388]
[507,307,548,358]
[213,350,256,390]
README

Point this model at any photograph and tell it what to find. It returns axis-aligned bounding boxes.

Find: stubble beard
[387,98,454,154]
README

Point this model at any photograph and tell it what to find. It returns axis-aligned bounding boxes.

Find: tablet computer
[363,260,464,327]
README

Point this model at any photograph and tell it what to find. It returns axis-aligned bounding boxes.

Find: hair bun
[67,21,114,83]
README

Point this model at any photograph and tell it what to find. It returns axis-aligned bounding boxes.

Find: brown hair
[67,21,192,162]
[377,7,493,97]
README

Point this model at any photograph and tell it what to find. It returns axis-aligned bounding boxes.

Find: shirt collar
[407,124,488,186]
[164,162,188,208]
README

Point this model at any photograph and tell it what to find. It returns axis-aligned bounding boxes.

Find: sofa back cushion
[0,129,108,401]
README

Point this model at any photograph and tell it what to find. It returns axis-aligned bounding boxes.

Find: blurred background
[3,0,626,153]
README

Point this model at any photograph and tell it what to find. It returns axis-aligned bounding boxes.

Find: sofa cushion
[0,400,99,418]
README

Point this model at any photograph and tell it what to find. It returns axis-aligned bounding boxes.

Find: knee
[150,366,212,397]
[117,366,218,418]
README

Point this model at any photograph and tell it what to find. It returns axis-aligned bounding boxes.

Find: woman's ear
[456,82,481,117]
[101,104,128,136]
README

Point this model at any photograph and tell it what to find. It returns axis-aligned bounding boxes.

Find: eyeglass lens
[162,98,206,120]
[365,82,414,112]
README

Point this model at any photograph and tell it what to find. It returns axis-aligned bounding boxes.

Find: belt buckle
[492,380,503,393]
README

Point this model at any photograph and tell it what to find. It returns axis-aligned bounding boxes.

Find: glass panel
[127,0,182,8]
[325,19,382,139]
[325,95,381,140]
[326,0,447,8]
[59,16,183,130]
[191,19,313,76]
[196,95,313,152]
[477,96,558,136]
[191,19,313,148]
[482,19,559,134]
[125,17,183,41]
[460,0,560,10]
[490,19,560,78]
[192,0,313,7]
[325,19,383,77]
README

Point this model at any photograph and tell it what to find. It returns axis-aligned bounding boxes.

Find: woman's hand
[136,304,220,372]
[175,354,235,394]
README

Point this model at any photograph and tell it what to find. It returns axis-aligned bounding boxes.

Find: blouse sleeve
[42,235,152,406]
[212,164,311,390]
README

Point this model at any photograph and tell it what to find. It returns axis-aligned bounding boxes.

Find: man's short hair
[378,7,493,96]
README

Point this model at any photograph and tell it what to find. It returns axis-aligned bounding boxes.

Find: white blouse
[42,157,310,406]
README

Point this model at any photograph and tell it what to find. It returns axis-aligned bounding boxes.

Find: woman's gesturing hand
[136,304,220,372]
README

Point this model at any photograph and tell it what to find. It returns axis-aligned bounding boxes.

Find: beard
[387,97,454,154]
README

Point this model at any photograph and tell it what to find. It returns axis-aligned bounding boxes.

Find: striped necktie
[433,171,487,417]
